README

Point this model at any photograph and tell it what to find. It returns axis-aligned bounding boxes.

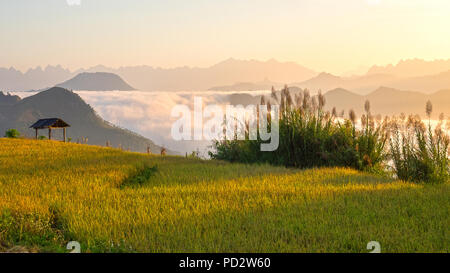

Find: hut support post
[48,128,52,140]
[63,128,66,143]
[35,129,38,140]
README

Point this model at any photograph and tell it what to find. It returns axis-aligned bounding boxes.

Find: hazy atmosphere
[0,0,449,256]
[2,0,450,74]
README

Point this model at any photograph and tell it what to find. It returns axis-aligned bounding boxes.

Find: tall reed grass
[211,87,449,183]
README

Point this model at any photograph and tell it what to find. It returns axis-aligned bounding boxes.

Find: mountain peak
[56,72,135,91]
[367,58,450,77]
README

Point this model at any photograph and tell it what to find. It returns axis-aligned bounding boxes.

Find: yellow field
[0,138,448,253]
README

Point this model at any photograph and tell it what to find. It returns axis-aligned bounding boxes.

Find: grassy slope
[0,139,448,253]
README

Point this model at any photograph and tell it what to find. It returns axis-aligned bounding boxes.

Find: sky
[1,0,450,74]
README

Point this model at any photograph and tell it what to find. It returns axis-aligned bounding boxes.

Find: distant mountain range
[79,59,317,91]
[0,65,73,92]
[227,69,449,95]
[206,59,450,94]
[0,87,175,154]
[56,72,135,91]
[1,58,450,94]
[367,59,450,77]
[292,70,450,95]
[322,87,450,118]
[0,59,316,92]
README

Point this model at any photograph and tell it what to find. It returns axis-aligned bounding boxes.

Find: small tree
[4,129,20,138]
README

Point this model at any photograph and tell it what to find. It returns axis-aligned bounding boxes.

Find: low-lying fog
[13,90,271,156]
[12,90,448,157]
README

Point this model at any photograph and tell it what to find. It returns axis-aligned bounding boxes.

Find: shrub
[389,103,449,184]
[210,88,388,173]
[353,101,388,173]
[210,89,449,183]
[4,129,20,138]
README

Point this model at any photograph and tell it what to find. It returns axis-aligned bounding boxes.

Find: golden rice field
[0,138,448,253]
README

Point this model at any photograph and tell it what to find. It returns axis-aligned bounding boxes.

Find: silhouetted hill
[322,87,450,118]
[323,88,364,113]
[209,79,283,91]
[431,89,450,101]
[390,70,450,94]
[297,72,343,90]
[56,72,135,91]
[292,69,450,95]
[0,92,21,106]
[0,87,175,154]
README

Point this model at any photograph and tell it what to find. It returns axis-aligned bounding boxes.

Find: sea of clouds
[12,90,448,157]
[13,90,269,156]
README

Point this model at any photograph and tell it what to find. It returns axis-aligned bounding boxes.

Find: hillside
[56,72,135,91]
[0,92,20,105]
[0,139,448,253]
[0,87,173,154]
[322,88,364,113]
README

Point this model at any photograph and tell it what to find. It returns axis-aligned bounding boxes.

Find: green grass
[0,138,448,253]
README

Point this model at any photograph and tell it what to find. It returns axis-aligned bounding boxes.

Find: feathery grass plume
[270,86,278,102]
[280,89,286,116]
[369,115,375,129]
[311,96,318,113]
[400,112,406,122]
[302,89,310,111]
[318,90,326,110]
[212,99,389,173]
[331,107,337,118]
[406,114,415,129]
[389,102,449,184]
[245,118,250,139]
[260,96,266,105]
[286,90,294,109]
[364,100,371,114]
[295,92,303,109]
[349,109,357,125]
[426,100,433,118]
[361,114,367,128]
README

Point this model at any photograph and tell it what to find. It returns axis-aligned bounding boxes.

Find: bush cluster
[210,87,449,183]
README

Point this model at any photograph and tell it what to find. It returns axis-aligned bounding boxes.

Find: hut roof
[30,118,70,129]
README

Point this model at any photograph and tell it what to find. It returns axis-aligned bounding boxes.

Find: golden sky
[1,0,449,74]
